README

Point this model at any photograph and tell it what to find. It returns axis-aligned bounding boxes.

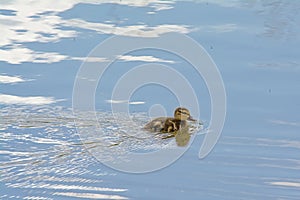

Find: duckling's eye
[177,110,189,116]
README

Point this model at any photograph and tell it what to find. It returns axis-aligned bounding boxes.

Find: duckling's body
[143,107,195,133]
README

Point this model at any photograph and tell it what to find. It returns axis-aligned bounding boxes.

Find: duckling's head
[174,107,196,121]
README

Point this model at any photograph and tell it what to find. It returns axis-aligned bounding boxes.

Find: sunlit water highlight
[0,105,203,199]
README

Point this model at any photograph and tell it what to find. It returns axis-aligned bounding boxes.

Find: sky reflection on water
[1,0,300,199]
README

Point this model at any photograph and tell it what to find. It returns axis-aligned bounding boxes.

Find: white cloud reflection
[100,0,174,11]
[0,45,68,64]
[106,100,145,105]
[117,55,175,63]
[0,0,240,64]
[71,56,109,63]
[87,0,174,11]
[64,19,190,38]
[269,181,300,188]
[0,94,57,105]
[0,0,186,64]
[0,75,27,84]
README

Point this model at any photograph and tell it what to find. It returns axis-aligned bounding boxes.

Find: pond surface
[1,1,300,199]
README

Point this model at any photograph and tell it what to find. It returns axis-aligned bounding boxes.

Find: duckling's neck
[174,117,185,121]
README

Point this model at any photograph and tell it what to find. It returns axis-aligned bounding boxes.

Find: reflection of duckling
[161,125,191,147]
[143,107,196,133]
[175,127,190,147]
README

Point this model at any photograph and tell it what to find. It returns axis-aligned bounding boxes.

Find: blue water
[1,1,300,199]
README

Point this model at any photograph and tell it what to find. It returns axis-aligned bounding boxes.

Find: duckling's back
[143,117,168,132]
[162,118,186,133]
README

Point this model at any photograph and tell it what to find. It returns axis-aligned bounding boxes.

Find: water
[1,1,300,199]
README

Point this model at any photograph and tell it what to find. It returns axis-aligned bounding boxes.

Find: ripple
[0,105,127,198]
[0,105,204,198]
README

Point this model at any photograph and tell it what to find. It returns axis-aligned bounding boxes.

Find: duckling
[143,107,196,133]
